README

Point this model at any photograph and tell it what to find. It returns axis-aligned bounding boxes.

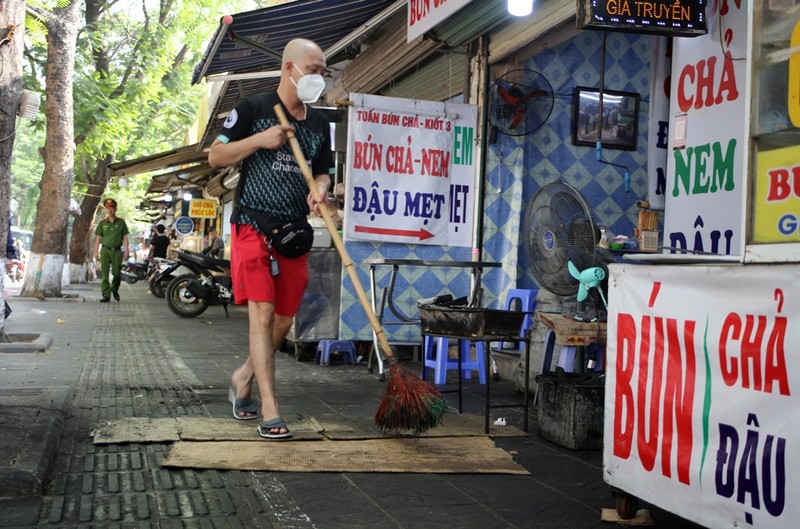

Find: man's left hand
[307,181,330,217]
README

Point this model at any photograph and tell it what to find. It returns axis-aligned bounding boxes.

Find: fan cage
[488,69,554,137]
[523,182,597,296]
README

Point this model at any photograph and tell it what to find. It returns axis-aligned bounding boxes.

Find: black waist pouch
[239,205,314,258]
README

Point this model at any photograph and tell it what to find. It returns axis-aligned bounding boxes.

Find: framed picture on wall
[572,87,639,150]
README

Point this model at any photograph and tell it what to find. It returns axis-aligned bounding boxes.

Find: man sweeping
[208,38,333,439]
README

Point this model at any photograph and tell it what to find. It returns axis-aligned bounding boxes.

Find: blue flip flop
[257,418,293,439]
[228,387,258,420]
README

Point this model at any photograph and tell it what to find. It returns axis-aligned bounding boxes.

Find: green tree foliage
[13,0,254,278]
[72,1,221,192]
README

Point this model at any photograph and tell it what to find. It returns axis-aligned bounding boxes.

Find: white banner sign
[605,263,799,529]
[663,5,750,255]
[407,0,472,43]
[344,93,477,247]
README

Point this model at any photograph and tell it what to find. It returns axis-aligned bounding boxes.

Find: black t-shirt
[150,235,170,258]
[218,92,334,226]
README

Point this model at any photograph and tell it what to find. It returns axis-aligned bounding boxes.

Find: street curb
[0,406,65,497]
[0,333,53,353]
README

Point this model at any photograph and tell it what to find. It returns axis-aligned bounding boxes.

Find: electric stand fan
[522,181,612,369]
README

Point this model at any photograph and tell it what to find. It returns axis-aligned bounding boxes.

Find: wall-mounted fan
[488,69,554,137]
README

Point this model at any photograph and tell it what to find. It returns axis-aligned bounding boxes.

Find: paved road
[0,279,705,528]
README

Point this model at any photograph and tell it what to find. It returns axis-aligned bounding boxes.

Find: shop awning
[108,144,209,177]
[191,0,399,85]
[107,143,220,196]
[194,1,404,148]
[144,164,217,195]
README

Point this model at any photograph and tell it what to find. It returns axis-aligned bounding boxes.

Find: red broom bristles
[374,363,448,435]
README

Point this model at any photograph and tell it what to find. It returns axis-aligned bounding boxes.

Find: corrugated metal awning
[144,165,216,195]
[107,143,219,196]
[191,0,398,85]
[108,144,209,177]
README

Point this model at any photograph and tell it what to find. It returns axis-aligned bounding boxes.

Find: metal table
[362,258,501,378]
[429,326,531,433]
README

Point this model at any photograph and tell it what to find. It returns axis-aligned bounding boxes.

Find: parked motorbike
[165,250,233,318]
[147,257,180,298]
[121,258,154,284]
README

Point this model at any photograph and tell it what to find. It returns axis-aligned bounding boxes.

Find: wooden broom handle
[273,104,397,363]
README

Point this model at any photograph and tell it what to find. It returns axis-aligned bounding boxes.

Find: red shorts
[230,223,308,316]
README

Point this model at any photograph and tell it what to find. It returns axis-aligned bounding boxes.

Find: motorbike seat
[209,257,231,269]
[127,261,150,271]
[177,251,229,273]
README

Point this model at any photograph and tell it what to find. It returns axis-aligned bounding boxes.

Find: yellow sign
[189,199,217,219]
[753,144,800,243]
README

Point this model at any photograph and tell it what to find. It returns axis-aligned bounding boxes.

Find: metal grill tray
[418,304,527,340]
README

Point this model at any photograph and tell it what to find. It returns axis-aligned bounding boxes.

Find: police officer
[93,198,130,302]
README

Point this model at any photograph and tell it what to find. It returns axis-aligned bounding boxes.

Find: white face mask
[291,68,326,104]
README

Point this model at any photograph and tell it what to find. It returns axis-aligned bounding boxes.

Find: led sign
[576,0,708,37]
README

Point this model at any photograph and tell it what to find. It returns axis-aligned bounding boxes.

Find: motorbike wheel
[165,274,208,318]
[122,273,138,284]
[149,274,172,298]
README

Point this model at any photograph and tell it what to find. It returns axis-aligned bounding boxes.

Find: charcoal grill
[418,304,527,340]
[363,258,501,379]
[418,302,532,433]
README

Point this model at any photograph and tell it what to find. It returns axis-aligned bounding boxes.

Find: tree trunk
[68,156,111,283]
[0,0,26,331]
[20,1,82,298]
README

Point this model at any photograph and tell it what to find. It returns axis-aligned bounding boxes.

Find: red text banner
[344,93,477,247]
[605,263,798,529]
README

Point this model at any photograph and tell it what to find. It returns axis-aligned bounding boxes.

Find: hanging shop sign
[344,93,478,247]
[174,216,195,235]
[407,0,472,43]
[662,4,748,256]
[753,145,800,244]
[189,198,217,219]
[576,0,708,37]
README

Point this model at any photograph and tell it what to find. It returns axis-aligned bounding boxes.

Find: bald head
[283,39,323,64]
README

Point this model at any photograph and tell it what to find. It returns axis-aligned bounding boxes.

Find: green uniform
[95,217,129,299]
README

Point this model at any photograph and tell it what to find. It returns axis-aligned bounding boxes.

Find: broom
[274,104,447,434]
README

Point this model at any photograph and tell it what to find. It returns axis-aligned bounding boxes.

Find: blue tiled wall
[338,30,650,342]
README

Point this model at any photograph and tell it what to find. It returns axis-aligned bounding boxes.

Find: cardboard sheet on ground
[93,413,526,444]
[92,415,324,444]
[161,437,530,474]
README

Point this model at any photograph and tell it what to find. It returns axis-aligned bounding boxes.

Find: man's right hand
[259,124,295,150]
[209,123,295,169]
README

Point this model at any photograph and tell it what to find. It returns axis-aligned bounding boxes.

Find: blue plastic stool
[476,288,539,361]
[421,336,486,385]
[316,340,357,365]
